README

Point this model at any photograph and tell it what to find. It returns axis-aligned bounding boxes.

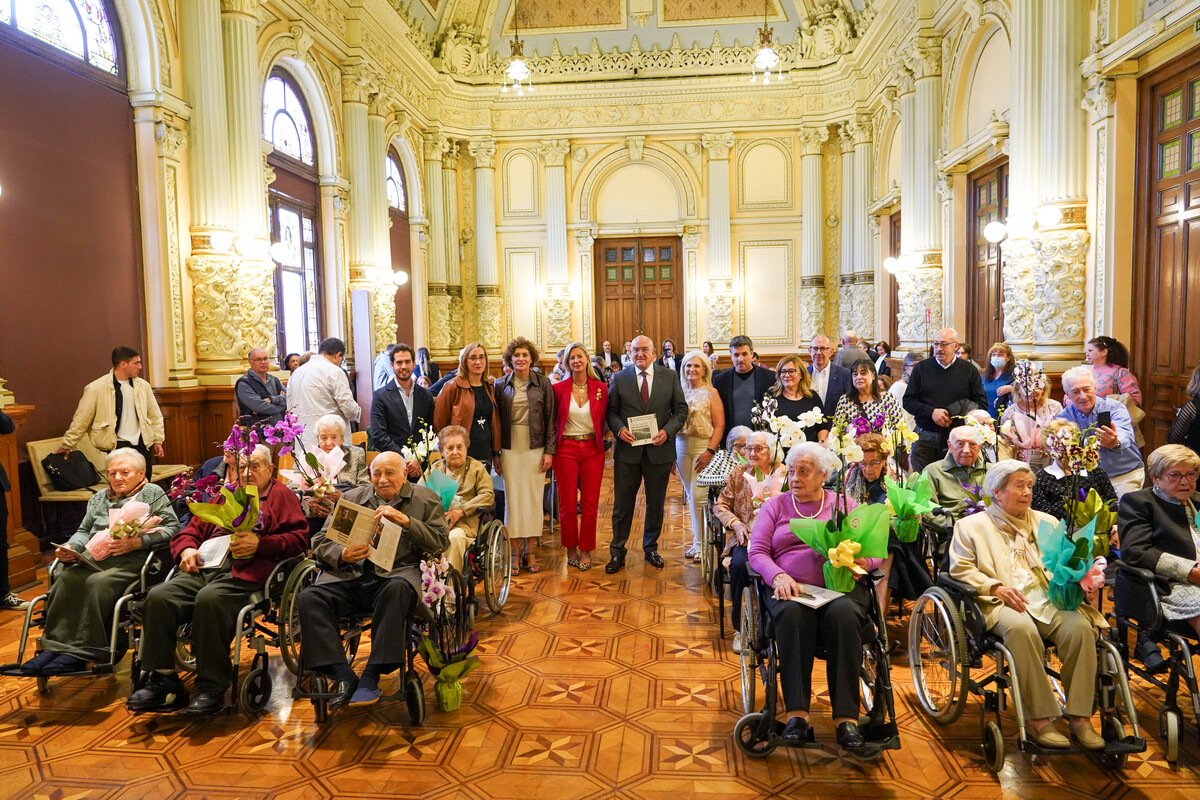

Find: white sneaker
[732,632,743,654]
[0,592,28,611]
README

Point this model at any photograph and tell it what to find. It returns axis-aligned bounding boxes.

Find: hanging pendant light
[750,0,785,84]
[501,0,534,95]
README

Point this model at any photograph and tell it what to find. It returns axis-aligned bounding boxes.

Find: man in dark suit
[605,335,689,573]
[597,340,622,372]
[371,344,435,479]
[807,334,854,418]
[0,409,27,610]
[712,335,775,444]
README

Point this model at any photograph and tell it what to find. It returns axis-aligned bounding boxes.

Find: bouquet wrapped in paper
[789,504,891,593]
[1037,516,1099,612]
[84,500,165,561]
[884,472,935,543]
[416,557,479,711]
[278,444,345,498]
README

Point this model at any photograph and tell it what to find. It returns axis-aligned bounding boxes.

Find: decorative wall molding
[576,145,698,221]
[237,258,278,357]
[501,148,541,218]
[700,132,736,161]
[736,138,794,211]
[738,239,795,346]
[544,296,574,348]
[1001,237,1037,346]
[1031,228,1090,346]
[895,266,943,346]
[189,254,243,364]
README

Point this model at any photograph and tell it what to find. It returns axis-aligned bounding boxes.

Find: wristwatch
[705,447,716,455]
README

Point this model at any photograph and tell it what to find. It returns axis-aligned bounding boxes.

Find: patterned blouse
[832,392,905,434]
[1085,364,1142,407]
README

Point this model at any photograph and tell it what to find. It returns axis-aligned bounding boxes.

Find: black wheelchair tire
[278,560,319,676]
[733,712,777,758]
[483,521,511,614]
[739,585,758,716]
[908,588,969,724]
[405,671,426,725]
[239,667,271,715]
[982,720,1005,772]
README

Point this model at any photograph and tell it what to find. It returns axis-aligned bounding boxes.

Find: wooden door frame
[592,235,685,347]
[965,156,1009,354]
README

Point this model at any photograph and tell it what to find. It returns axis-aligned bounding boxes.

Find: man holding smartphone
[1056,365,1144,496]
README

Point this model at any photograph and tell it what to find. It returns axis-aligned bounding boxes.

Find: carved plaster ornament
[289,23,313,61]
[626,136,645,162]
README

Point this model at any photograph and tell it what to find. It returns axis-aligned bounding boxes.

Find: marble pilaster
[798,126,829,343]
[700,132,735,281]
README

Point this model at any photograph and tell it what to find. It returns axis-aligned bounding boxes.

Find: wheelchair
[463,518,512,621]
[277,553,475,724]
[1,547,173,693]
[733,563,902,760]
[1110,560,1200,765]
[908,571,1145,771]
[160,554,306,716]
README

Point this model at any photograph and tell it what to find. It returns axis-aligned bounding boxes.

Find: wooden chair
[351,430,368,447]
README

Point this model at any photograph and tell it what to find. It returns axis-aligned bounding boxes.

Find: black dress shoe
[127,672,189,712]
[184,691,224,716]
[644,551,665,569]
[329,678,358,711]
[781,717,810,746]
[604,557,625,574]
[836,721,865,751]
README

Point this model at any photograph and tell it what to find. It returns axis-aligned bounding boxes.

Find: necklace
[790,491,826,519]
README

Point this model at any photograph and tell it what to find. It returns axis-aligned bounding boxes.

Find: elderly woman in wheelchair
[947,460,1106,750]
[127,444,309,715]
[426,425,494,577]
[19,448,179,677]
[296,452,450,711]
[746,442,881,752]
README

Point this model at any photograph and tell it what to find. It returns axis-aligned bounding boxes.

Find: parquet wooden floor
[3,460,1200,799]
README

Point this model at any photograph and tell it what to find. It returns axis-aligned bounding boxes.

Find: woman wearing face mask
[982,343,1016,418]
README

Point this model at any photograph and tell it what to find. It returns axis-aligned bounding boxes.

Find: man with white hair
[1056,365,1144,496]
[903,327,988,472]
[236,348,287,425]
[922,424,991,526]
[833,329,865,369]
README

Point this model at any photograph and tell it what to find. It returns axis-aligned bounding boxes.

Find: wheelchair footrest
[1019,739,1081,756]
[1104,736,1146,756]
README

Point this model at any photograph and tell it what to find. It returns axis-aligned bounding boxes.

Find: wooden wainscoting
[155,387,239,467]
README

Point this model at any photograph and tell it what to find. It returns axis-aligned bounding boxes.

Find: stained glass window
[4,0,118,74]
[263,74,314,166]
[386,156,407,213]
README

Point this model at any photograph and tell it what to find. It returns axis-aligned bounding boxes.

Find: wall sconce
[208,231,234,253]
[234,236,269,260]
[392,270,410,286]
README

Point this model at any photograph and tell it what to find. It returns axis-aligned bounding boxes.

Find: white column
[1082,74,1116,338]
[799,126,829,343]
[342,78,374,274]
[422,132,452,354]
[539,138,571,284]
[897,68,917,257]
[849,118,876,339]
[180,0,240,376]
[367,98,395,353]
[441,143,463,348]
[1031,0,1090,366]
[469,138,503,350]
[701,132,735,280]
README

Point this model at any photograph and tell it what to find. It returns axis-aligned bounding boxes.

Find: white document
[627,413,659,446]
[787,582,843,609]
[328,498,404,572]
[197,534,232,569]
[368,518,404,571]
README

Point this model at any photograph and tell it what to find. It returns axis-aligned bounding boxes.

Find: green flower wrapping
[884,473,935,543]
[417,634,481,712]
[1066,487,1116,559]
[187,484,260,556]
[789,505,891,593]
[424,467,459,512]
[1037,516,1097,612]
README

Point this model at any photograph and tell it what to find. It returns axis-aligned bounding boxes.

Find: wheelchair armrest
[1113,560,1156,584]
[265,554,306,599]
[936,574,979,597]
[138,544,175,591]
[745,561,762,581]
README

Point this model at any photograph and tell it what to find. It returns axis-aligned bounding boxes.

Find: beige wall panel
[738,240,794,346]
[737,139,793,210]
[596,163,680,224]
[502,150,540,218]
[966,31,1012,141]
[503,247,543,342]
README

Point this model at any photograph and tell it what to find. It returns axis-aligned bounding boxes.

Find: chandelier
[501,1,534,95]
[750,0,785,84]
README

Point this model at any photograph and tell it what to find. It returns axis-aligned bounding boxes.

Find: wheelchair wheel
[404,670,426,725]
[175,630,196,674]
[908,588,968,724]
[278,560,319,676]
[733,712,778,758]
[739,585,759,716]
[1161,708,1181,764]
[700,514,714,585]
[860,642,878,714]
[1101,715,1129,769]
[238,667,271,715]
[482,521,511,614]
[982,720,1005,772]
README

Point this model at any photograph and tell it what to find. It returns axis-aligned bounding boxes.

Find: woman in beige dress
[676,351,725,563]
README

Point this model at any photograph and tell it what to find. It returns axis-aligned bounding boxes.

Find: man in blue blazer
[807,334,854,419]
[370,345,435,478]
[605,336,689,573]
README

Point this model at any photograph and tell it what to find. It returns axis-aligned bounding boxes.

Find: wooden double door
[1134,49,1200,450]
[595,237,683,350]
[966,161,1008,355]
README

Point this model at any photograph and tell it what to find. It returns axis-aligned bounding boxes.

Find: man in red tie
[604,335,689,573]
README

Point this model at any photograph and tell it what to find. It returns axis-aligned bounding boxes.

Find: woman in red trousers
[552,341,608,571]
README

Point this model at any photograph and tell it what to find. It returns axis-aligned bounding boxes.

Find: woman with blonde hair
[676,351,725,562]
[552,341,609,571]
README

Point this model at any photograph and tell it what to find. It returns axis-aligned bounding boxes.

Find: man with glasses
[1057,365,1144,496]
[807,335,854,418]
[236,348,287,425]
[286,337,361,447]
[713,335,775,445]
[902,327,988,472]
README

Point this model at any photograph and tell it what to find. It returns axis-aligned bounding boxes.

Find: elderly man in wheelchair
[295,451,450,710]
[127,444,309,714]
[946,459,1107,750]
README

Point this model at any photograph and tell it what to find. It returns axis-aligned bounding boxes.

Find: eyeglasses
[778,368,799,376]
[860,459,885,468]
[1163,470,1200,483]
[809,346,831,353]
[467,354,487,362]
[932,341,957,348]
[746,445,770,453]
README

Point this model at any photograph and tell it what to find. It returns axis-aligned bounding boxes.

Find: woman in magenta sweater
[748,441,881,752]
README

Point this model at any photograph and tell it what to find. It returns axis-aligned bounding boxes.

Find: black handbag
[42,450,102,492]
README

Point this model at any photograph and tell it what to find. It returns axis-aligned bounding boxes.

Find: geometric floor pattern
[3,459,1200,799]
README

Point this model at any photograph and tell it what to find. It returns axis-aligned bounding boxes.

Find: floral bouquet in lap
[84,501,166,561]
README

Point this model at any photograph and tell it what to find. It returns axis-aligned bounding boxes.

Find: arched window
[265,69,323,357]
[1,0,120,76]
[386,155,407,213]
[263,73,314,166]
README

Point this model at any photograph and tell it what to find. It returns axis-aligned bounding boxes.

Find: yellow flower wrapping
[827,540,865,576]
